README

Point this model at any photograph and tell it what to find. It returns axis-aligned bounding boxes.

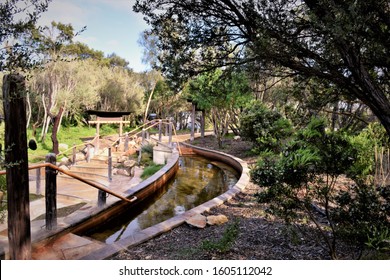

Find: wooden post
[96,117,100,137]
[142,128,146,144]
[72,145,76,165]
[108,147,112,182]
[169,118,173,148]
[119,120,123,138]
[124,133,129,152]
[3,74,31,259]
[45,153,57,230]
[36,168,41,195]
[99,146,110,207]
[86,144,91,163]
[158,120,162,142]
[96,133,100,153]
[201,110,205,138]
[191,103,196,142]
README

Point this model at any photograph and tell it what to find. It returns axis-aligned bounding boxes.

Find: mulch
[110,136,371,260]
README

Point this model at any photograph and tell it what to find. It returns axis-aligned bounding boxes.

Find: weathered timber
[3,74,31,260]
[45,153,57,230]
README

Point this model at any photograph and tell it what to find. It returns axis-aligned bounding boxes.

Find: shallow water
[86,156,239,244]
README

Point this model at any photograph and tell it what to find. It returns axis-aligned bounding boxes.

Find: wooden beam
[3,74,31,260]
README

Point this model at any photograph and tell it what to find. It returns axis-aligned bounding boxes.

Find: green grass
[141,163,164,179]
[27,125,97,162]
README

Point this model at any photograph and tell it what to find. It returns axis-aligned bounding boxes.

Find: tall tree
[134,0,390,137]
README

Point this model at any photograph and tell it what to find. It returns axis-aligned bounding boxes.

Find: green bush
[252,118,362,258]
[240,100,293,153]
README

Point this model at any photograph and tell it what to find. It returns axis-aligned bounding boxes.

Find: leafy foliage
[251,118,369,258]
[240,101,293,153]
[133,0,390,137]
[185,68,253,146]
[0,0,51,72]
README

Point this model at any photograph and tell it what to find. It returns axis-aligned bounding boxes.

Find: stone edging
[80,143,250,260]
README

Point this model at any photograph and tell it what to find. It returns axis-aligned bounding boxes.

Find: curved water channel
[85,156,239,244]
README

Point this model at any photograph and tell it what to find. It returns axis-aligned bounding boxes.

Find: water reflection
[87,156,239,244]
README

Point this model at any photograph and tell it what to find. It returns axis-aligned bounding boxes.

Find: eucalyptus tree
[133,0,390,137]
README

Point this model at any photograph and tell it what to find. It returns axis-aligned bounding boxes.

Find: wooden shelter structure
[86,110,131,137]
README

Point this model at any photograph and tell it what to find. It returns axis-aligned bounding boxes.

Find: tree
[0,0,51,72]
[28,21,81,153]
[133,0,390,137]
[106,52,130,69]
[185,68,252,147]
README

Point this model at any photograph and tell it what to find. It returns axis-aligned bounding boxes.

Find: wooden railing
[0,153,137,231]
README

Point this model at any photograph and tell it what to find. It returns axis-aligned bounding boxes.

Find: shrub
[240,101,293,153]
[141,163,163,179]
[252,118,361,259]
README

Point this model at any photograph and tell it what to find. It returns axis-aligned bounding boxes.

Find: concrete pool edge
[80,142,250,260]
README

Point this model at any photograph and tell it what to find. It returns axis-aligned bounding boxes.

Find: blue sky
[38,0,150,72]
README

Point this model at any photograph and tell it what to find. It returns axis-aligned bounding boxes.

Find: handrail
[0,163,137,204]
[107,118,170,148]
[108,118,183,155]
[56,134,99,158]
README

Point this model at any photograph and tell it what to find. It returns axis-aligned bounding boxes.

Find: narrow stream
[85,156,239,244]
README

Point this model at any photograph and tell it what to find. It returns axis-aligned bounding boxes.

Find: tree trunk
[3,74,32,260]
[51,106,64,154]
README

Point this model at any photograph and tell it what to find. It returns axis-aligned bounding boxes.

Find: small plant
[201,219,240,253]
[141,143,154,155]
[365,226,390,252]
[141,163,163,179]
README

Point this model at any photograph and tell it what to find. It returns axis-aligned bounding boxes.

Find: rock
[123,148,137,156]
[124,160,137,176]
[116,169,130,176]
[207,214,228,226]
[174,205,185,215]
[117,156,128,163]
[59,157,71,167]
[233,136,241,141]
[186,214,207,228]
[124,160,137,168]
[73,152,85,163]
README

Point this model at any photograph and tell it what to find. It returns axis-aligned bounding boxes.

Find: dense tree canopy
[133,0,390,137]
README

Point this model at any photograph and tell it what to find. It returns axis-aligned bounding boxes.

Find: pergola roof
[86,110,132,118]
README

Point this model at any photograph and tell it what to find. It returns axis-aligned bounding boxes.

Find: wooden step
[32,233,105,260]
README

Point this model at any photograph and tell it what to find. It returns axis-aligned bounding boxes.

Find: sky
[37,0,151,72]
